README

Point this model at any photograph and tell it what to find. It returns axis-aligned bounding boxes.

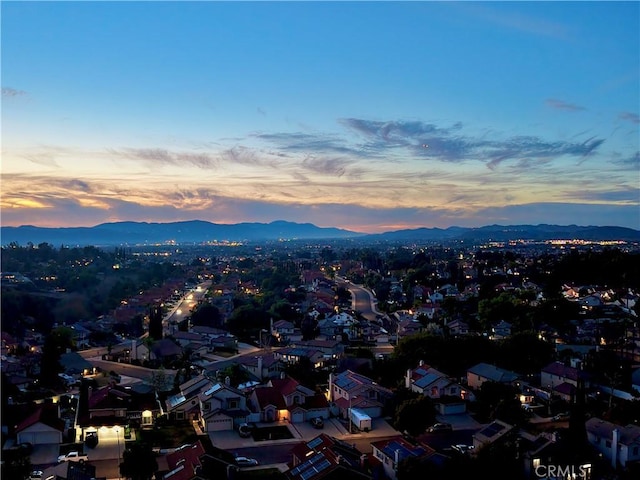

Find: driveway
[30,444,61,466]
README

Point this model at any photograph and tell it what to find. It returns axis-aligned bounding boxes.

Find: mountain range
[1,220,638,246]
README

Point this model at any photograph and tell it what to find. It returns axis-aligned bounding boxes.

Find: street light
[115,427,121,480]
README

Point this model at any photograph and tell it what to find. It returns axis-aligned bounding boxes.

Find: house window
[176,411,185,420]
[228,399,238,409]
[142,410,153,426]
[431,387,438,396]
[204,403,210,411]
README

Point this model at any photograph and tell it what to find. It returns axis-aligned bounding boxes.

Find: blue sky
[2,1,639,233]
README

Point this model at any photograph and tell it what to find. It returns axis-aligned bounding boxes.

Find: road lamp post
[115,427,121,480]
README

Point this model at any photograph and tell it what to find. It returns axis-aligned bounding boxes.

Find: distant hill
[0,220,361,246]
[363,224,640,242]
[1,220,638,246]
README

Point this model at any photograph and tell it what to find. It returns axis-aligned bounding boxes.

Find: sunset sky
[2,1,639,233]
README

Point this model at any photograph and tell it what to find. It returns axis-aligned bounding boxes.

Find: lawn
[138,423,201,448]
[251,426,294,442]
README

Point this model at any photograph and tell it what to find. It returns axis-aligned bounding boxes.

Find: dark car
[427,422,453,433]
[310,417,324,429]
[85,432,98,448]
[238,423,255,438]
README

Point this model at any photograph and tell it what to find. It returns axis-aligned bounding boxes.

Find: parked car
[238,423,255,438]
[427,422,453,433]
[235,456,259,467]
[552,412,570,421]
[85,432,98,448]
[451,444,475,455]
[28,470,43,480]
[57,451,88,463]
[310,417,324,429]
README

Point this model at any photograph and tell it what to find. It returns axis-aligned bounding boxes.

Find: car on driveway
[28,470,43,480]
[427,422,453,433]
[451,444,475,455]
[235,456,259,467]
[310,417,324,429]
[238,423,255,438]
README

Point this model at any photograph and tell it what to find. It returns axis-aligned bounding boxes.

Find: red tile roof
[15,403,64,433]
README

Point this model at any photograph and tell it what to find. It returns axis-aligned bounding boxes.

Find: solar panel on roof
[314,458,331,473]
[480,423,505,438]
[306,437,324,449]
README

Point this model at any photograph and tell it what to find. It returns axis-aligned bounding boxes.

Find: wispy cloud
[612,151,640,170]
[2,87,27,97]
[340,117,605,169]
[450,3,572,40]
[546,98,586,112]
[619,112,640,124]
[109,148,219,169]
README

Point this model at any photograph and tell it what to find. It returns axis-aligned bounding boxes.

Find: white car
[235,456,259,467]
[452,444,475,455]
[57,451,88,463]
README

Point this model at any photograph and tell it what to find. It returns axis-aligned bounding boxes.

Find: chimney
[256,356,263,380]
[394,449,400,467]
[328,373,334,402]
[419,360,424,367]
[612,428,619,469]
[225,376,230,386]
[405,369,411,389]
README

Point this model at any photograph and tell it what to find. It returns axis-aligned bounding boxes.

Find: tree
[148,305,163,341]
[394,396,436,436]
[120,442,158,480]
[190,303,222,328]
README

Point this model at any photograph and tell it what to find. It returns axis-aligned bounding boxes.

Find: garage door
[206,417,233,432]
[18,431,61,444]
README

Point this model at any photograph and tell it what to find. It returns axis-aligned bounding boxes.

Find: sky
[2,1,639,234]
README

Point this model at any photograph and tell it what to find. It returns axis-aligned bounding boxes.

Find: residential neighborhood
[2,238,640,480]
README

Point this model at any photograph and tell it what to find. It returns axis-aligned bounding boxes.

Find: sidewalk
[208,417,400,451]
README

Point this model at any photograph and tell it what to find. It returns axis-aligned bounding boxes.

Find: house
[151,338,183,364]
[250,386,287,423]
[166,375,214,421]
[59,351,95,377]
[200,382,251,431]
[472,419,515,451]
[520,431,593,480]
[540,361,590,401]
[491,320,512,340]
[295,339,345,359]
[405,361,474,412]
[287,433,372,480]
[466,363,519,390]
[274,347,325,368]
[586,417,640,469]
[446,319,469,336]
[271,319,296,343]
[371,436,435,480]
[265,375,329,423]
[328,370,393,420]
[15,402,65,445]
[235,353,286,380]
[78,383,161,432]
